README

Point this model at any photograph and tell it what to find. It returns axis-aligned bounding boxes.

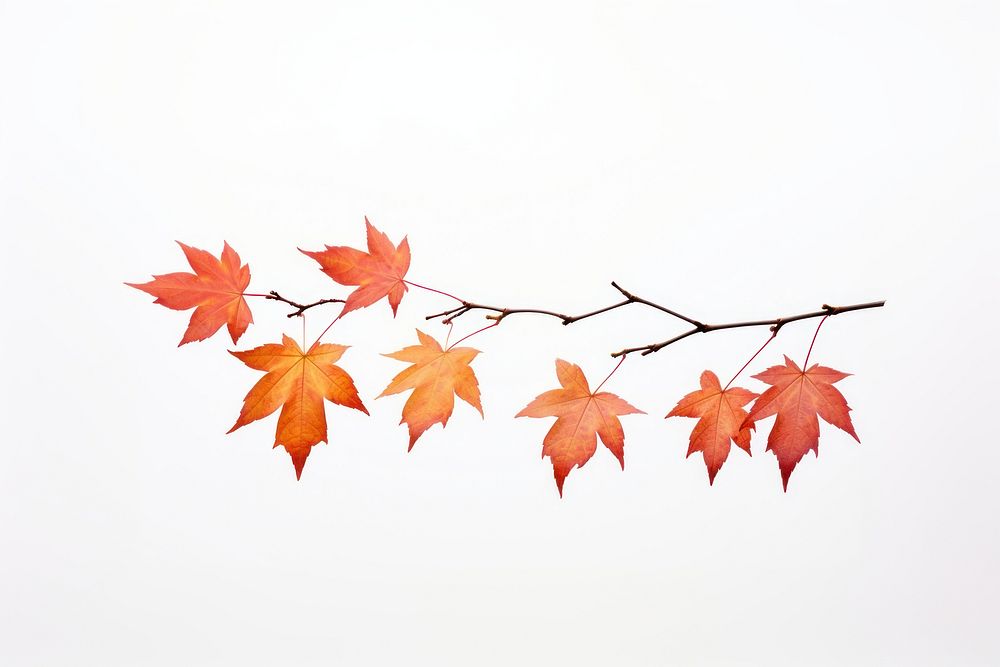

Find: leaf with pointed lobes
[126,241,253,345]
[516,360,644,496]
[666,370,758,485]
[741,355,859,491]
[300,217,410,320]
[378,330,483,450]
[228,335,368,479]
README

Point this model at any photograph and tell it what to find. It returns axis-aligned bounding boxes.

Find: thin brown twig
[257,282,885,359]
[424,281,704,327]
[261,291,345,318]
[611,300,886,358]
[419,280,884,357]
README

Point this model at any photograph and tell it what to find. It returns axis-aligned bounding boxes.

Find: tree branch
[423,281,704,327]
[264,291,345,318]
[419,281,884,357]
[610,300,886,357]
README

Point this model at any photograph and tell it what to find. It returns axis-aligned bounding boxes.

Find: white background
[2,1,998,665]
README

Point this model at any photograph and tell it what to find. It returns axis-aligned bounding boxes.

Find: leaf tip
[290,451,308,480]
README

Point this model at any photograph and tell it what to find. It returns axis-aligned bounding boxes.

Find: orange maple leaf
[516,359,644,496]
[741,355,859,490]
[377,329,483,450]
[666,370,758,485]
[126,241,253,345]
[228,335,368,478]
[300,217,410,319]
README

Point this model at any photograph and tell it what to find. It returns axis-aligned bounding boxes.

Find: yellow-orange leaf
[378,330,483,450]
[228,335,368,478]
[666,370,757,485]
[516,359,644,496]
[126,241,252,345]
[300,217,410,319]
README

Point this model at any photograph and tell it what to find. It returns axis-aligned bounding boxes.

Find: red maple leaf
[126,241,253,345]
[516,359,644,496]
[742,355,859,490]
[300,217,410,319]
[666,370,758,485]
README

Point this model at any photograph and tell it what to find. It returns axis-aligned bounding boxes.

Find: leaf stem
[311,316,338,349]
[446,321,500,350]
[594,356,626,393]
[803,314,830,368]
[724,331,777,390]
[444,321,454,348]
[404,280,464,304]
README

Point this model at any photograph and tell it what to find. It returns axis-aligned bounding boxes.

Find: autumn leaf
[228,335,368,479]
[300,217,410,319]
[516,359,644,496]
[377,329,483,450]
[666,370,758,485]
[126,241,253,345]
[741,355,859,491]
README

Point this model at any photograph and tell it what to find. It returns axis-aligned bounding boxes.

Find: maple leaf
[666,370,758,485]
[300,217,410,319]
[228,335,368,479]
[516,359,644,496]
[377,329,483,450]
[741,355,859,491]
[126,241,253,345]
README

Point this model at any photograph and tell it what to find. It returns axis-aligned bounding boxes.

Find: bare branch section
[422,282,885,357]
[265,291,344,318]
[424,281,694,326]
[610,300,886,357]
